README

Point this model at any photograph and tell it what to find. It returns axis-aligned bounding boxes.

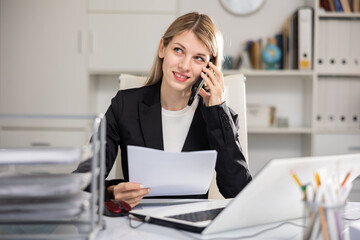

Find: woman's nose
[179,57,191,71]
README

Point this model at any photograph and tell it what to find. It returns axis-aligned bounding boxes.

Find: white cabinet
[312,1,360,156]
[88,0,177,12]
[314,134,360,156]
[0,0,89,148]
[88,13,175,73]
[87,0,177,73]
[0,0,88,115]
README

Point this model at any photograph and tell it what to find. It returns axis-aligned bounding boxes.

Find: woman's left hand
[198,62,225,107]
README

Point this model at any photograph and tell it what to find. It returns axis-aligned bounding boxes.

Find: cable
[128,216,146,229]
[344,217,360,221]
[177,221,306,240]
[127,214,306,239]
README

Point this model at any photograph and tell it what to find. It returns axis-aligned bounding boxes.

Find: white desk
[97,216,304,240]
[95,202,360,240]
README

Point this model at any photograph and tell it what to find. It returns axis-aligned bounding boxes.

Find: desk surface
[95,202,360,240]
[97,216,304,240]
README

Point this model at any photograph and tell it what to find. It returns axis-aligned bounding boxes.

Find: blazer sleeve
[201,102,252,198]
[74,91,125,199]
[102,91,129,188]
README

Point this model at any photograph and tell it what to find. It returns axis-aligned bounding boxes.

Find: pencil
[290,170,302,188]
[319,206,329,240]
[315,171,321,187]
[341,171,351,188]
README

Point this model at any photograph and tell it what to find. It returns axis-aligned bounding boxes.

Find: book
[340,0,352,12]
[282,17,290,69]
[354,0,360,12]
[250,40,262,70]
[329,0,336,11]
[292,10,299,69]
[275,33,284,69]
[320,0,331,11]
[333,0,344,12]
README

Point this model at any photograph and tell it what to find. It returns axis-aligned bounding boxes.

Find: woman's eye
[174,48,182,53]
[195,56,205,62]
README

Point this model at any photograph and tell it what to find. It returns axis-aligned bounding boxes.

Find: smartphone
[187,64,210,106]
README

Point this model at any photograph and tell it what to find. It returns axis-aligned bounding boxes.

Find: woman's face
[159,30,211,94]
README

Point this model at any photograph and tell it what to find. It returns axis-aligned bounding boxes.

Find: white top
[162,97,199,153]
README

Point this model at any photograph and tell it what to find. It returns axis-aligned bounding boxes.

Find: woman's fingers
[113,182,150,208]
[209,62,224,90]
[200,62,224,106]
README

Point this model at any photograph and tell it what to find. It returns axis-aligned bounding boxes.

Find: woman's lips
[173,72,189,82]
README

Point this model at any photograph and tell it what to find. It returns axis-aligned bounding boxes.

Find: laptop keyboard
[165,207,224,223]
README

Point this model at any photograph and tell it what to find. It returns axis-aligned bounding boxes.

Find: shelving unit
[225,0,360,175]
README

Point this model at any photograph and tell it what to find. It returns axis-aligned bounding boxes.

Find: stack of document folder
[0,147,92,222]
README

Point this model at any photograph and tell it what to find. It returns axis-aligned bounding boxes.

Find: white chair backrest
[117,73,248,199]
[119,74,147,90]
[222,74,248,161]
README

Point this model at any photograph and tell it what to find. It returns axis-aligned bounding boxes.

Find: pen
[340,171,351,188]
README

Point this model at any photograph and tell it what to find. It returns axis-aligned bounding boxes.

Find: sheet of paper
[127,145,217,197]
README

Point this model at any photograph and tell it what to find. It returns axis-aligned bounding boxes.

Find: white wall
[177,0,305,57]
[94,0,306,115]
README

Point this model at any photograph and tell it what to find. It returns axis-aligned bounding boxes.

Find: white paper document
[127,145,217,197]
[0,146,90,165]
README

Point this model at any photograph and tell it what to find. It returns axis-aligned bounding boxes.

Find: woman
[78,12,252,208]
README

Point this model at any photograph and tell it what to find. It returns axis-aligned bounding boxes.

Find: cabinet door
[88,0,177,12]
[313,134,360,156]
[0,0,88,115]
[88,13,175,73]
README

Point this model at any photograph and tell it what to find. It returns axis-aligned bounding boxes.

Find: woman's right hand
[108,182,150,208]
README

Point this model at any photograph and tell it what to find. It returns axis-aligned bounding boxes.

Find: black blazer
[77,81,252,199]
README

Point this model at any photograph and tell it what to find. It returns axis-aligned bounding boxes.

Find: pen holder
[303,201,346,240]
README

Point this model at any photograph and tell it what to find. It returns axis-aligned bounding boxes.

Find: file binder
[348,79,360,129]
[335,77,350,128]
[297,7,313,70]
[324,78,337,128]
[317,20,328,72]
[349,20,360,72]
[337,20,351,72]
[326,20,339,72]
[316,78,326,128]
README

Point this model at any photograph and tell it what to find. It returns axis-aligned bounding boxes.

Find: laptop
[130,153,360,235]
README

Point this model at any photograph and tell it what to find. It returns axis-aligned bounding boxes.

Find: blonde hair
[145,12,224,86]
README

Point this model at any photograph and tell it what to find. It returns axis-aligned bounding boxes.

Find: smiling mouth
[173,72,189,82]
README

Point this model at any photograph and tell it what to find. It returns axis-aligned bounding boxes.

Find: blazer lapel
[139,82,164,150]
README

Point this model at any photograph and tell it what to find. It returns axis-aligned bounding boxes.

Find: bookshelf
[226,0,360,176]
[312,0,360,162]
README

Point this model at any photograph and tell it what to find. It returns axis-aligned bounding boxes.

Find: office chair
[117,73,248,199]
